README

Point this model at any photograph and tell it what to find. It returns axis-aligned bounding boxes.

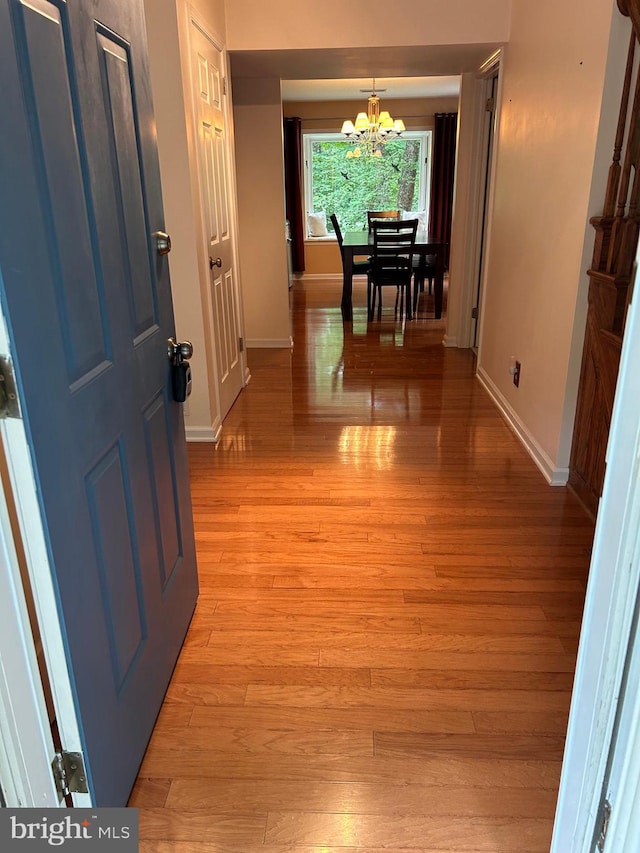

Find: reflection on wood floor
[131,277,594,852]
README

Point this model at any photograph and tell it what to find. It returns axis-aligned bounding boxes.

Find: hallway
[131,278,594,852]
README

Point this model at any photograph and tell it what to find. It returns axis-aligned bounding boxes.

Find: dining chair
[367,210,400,230]
[368,218,418,321]
[330,214,372,281]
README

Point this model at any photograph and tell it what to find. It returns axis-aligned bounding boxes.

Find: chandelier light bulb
[340,78,405,157]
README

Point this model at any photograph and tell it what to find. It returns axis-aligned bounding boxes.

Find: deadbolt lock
[154,231,172,255]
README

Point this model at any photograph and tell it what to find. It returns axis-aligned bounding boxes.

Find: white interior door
[551,247,640,851]
[597,585,640,850]
[190,20,243,419]
[0,441,59,808]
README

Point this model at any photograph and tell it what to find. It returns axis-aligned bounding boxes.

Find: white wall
[477,0,622,482]
[232,78,291,347]
[225,0,511,49]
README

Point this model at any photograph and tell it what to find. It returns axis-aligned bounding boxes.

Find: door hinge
[239,336,244,353]
[51,751,89,798]
[597,799,611,852]
[223,76,227,95]
[471,306,479,319]
[486,96,495,112]
[0,354,21,419]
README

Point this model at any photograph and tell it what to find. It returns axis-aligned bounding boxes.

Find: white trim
[442,334,459,348]
[459,55,503,347]
[0,463,60,807]
[604,613,640,850]
[474,57,503,354]
[476,366,568,485]
[185,424,220,442]
[220,42,250,394]
[299,273,342,281]
[246,337,293,349]
[450,77,489,349]
[0,311,91,806]
[299,272,375,282]
[479,48,502,76]
[551,247,640,853]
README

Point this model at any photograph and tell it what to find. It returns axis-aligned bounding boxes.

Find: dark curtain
[283,117,305,273]
[429,112,457,267]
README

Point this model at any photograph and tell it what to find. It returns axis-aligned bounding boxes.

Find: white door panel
[191,21,243,419]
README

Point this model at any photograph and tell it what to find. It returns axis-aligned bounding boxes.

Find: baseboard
[246,338,293,348]
[299,273,342,281]
[299,273,369,281]
[476,366,569,486]
[186,423,221,443]
[442,334,458,348]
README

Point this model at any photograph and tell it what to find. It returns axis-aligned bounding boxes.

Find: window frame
[302,130,432,237]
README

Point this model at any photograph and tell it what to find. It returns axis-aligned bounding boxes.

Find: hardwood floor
[130,278,594,852]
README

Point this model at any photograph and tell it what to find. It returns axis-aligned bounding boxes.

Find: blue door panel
[19,1,110,383]
[143,395,181,592]
[0,0,199,805]
[86,441,147,692]
[97,31,157,340]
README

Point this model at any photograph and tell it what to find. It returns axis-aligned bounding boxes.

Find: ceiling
[230,43,501,102]
[281,75,461,102]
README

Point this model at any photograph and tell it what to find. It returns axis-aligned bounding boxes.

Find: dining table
[340,229,447,322]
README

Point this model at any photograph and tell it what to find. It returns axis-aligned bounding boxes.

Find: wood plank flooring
[130,278,594,852]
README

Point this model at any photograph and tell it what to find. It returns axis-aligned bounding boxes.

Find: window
[303,131,431,235]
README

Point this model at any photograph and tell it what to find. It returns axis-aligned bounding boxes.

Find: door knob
[154,231,172,255]
[167,338,193,362]
[209,256,222,269]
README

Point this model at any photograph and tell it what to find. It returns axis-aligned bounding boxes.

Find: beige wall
[226,0,511,50]
[477,0,623,479]
[283,96,460,133]
[303,241,342,277]
[233,78,292,346]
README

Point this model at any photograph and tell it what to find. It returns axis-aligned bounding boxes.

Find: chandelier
[340,79,406,158]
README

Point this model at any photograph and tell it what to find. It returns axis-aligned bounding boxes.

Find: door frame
[551,247,640,851]
[183,4,249,423]
[470,70,498,350]
[0,310,91,807]
[445,49,502,350]
[0,431,58,809]
[599,596,640,849]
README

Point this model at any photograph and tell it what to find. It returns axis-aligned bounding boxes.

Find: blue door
[0,0,198,805]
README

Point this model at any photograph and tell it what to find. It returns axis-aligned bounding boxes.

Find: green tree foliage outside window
[309,137,424,232]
